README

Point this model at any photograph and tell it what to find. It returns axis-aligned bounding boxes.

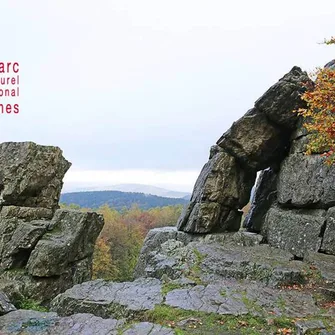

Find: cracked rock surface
[134,228,308,286]
[50,278,163,318]
[0,309,174,335]
[165,280,321,317]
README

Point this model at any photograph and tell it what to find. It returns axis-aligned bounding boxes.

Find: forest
[60,190,188,210]
[60,203,184,281]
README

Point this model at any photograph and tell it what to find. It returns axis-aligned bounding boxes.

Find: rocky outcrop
[262,122,335,257]
[177,63,335,262]
[0,142,104,306]
[0,142,71,211]
[40,225,334,334]
[134,227,307,286]
[177,67,311,233]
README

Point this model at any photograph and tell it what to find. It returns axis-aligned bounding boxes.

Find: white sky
[0,1,334,192]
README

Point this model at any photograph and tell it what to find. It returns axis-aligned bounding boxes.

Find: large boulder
[254,66,310,129]
[277,153,335,208]
[177,147,255,233]
[265,206,326,258]
[26,209,104,277]
[0,142,71,211]
[217,110,289,170]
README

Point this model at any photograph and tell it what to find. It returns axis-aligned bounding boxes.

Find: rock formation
[177,66,311,234]
[0,142,104,306]
[0,142,70,211]
[176,63,335,261]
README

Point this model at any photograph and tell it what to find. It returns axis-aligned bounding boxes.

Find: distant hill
[60,190,189,210]
[62,183,191,199]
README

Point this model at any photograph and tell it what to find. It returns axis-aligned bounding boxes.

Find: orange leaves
[276,328,293,334]
[321,301,335,309]
[296,51,335,164]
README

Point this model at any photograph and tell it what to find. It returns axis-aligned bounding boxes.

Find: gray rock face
[277,153,335,208]
[0,267,94,306]
[50,278,163,319]
[265,206,326,258]
[134,227,197,278]
[0,142,71,211]
[254,66,310,129]
[243,168,278,233]
[0,292,15,315]
[177,148,255,233]
[0,206,52,269]
[0,209,104,305]
[27,209,104,277]
[321,207,335,255]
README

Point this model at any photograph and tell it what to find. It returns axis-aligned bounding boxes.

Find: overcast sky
[0,1,334,192]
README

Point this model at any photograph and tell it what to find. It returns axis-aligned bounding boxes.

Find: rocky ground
[0,228,334,334]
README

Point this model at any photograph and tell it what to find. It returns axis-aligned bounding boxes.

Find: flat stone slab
[0,310,124,335]
[0,310,174,335]
[165,279,321,318]
[51,278,163,318]
[123,322,174,335]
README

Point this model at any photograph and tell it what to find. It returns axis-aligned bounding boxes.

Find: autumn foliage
[296,37,335,164]
[92,204,183,281]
